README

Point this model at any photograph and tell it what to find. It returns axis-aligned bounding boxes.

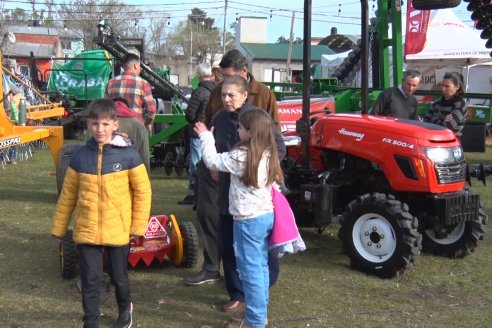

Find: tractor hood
[311,113,458,147]
[310,113,463,193]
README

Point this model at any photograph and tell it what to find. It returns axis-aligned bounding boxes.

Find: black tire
[175,152,186,177]
[422,189,487,258]
[178,221,199,268]
[163,151,175,176]
[338,193,422,278]
[56,144,82,194]
[63,120,85,140]
[184,153,190,176]
[60,229,77,279]
[153,98,169,134]
[412,0,461,10]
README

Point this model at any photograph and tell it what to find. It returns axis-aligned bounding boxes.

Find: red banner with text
[404,0,431,57]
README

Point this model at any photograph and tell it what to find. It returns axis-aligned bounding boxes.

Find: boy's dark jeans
[78,244,131,328]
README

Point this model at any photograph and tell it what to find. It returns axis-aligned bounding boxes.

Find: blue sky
[130,0,366,41]
[130,0,476,42]
[3,0,476,42]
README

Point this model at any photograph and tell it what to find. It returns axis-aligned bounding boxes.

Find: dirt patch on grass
[407,285,488,307]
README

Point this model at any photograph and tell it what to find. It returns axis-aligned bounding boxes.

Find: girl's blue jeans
[233,212,273,328]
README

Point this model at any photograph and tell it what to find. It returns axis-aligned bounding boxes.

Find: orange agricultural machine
[0,48,65,166]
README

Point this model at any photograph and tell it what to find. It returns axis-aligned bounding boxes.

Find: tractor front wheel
[339,193,422,278]
[60,229,77,279]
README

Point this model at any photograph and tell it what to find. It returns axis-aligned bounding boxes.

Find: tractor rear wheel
[60,229,77,279]
[178,222,199,268]
[56,144,82,194]
[339,193,422,278]
[422,190,487,258]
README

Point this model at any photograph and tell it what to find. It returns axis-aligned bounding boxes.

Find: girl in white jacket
[194,108,284,328]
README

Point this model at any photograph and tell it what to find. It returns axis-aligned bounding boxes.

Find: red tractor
[284,0,488,278]
[283,113,487,278]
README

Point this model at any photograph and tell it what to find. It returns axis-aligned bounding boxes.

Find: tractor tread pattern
[60,229,77,279]
[179,221,199,268]
[339,193,422,278]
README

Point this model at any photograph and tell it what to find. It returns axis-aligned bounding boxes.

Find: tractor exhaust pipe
[299,0,312,169]
[360,0,369,114]
[299,0,368,168]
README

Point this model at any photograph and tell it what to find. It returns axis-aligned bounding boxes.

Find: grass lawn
[0,140,491,328]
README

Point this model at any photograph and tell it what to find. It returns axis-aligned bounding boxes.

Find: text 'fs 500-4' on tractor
[283,0,488,278]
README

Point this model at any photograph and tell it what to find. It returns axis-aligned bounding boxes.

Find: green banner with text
[48,50,112,100]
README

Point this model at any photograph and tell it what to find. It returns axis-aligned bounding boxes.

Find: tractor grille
[435,161,466,184]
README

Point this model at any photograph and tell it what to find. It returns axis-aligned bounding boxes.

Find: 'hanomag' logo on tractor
[144,216,167,239]
[338,128,365,141]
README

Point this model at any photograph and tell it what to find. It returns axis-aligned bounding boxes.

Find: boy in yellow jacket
[51,98,151,328]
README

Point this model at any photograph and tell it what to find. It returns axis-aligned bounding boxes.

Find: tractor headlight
[424,146,464,164]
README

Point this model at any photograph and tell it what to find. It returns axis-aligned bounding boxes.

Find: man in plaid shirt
[105,52,156,129]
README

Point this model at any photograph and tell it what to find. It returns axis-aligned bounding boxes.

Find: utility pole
[223,0,228,55]
[190,25,193,83]
[286,11,295,82]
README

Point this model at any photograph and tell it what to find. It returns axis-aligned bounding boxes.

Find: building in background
[234,16,334,83]
[2,26,83,84]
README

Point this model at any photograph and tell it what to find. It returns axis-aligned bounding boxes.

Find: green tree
[145,16,170,55]
[1,7,30,34]
[276,36,303,44]
[165,7,229,66]
[57,0,142,50]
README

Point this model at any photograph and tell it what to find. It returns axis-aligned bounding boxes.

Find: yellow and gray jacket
[51,134,151,246]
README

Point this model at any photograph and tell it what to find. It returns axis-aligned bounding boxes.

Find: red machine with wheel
[59,214,198,279]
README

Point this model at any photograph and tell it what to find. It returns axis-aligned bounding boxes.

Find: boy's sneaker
[116,302,133,328]
[183,269,220,286]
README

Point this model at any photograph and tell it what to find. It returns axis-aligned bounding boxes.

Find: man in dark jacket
[371,69,422,120]
[179,63,215,205]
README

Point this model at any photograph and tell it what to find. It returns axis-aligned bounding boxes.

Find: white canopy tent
[319,51,351,77]
[405,8,492,95]
[406,8,490,66]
